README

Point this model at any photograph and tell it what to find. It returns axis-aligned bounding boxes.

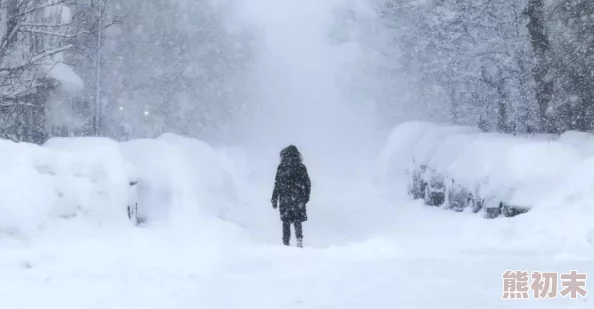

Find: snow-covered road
[2,189,592,309]
[1,131,593,309]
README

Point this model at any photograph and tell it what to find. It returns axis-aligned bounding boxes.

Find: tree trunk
[524,0,554,133]
[7,0,19,46]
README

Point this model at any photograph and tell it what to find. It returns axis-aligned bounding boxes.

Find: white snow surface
[44,62,84,93]
[376,121,594,249]
[40,4,84,93]
[119,133,241,225]
[1,125,593,308]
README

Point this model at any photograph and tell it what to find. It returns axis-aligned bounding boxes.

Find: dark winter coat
[271,155,311,223]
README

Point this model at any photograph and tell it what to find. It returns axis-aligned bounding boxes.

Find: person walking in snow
[271,145,311,248]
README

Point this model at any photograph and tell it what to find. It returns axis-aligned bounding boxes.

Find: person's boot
[296,238,303,248]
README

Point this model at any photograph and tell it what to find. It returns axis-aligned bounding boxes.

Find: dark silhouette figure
[271,145,311,248]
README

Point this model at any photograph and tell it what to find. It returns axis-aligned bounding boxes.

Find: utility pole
[95,1,103,136]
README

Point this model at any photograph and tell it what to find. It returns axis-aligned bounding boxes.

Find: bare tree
[0,0,114,143]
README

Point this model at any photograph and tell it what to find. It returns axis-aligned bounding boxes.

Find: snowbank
[375,121,594,245]
[0,133,244,240]
[0,140,56,238]
[0,137,132,239]
[119,138,184,223]
[376,121,583,209]
[120,133,239,225]
[43,137,136,226]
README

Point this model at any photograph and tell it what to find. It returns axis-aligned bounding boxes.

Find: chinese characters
[502,270,587,299]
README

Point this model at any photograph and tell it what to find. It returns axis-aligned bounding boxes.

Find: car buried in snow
[408,164,530,219]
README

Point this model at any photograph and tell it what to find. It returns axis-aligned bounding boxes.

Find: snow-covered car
[127,179,139,225]
[409,164,529,218]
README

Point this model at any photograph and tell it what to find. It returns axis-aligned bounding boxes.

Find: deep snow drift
[1,127,593,308]
[0,122,584,258]
[375,121,594,251]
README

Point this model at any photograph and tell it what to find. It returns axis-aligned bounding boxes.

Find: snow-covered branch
[30,44,73,63]
[19,28,89,38]
[18,0,69,17]
[20,22,73,28]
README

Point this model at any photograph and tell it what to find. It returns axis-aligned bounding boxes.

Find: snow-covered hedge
[376,121,594,219]
[0,134,239,238]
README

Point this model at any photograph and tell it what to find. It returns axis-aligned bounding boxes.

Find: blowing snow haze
[4,0,594,145]
[3,0,419,154]
[231,0,388,157]
[1,1,594,308]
